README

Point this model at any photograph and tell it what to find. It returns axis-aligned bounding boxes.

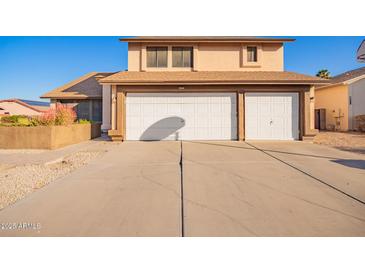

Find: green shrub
[78,119,91,124]
[17,117,31,126]
[1,115,28,124]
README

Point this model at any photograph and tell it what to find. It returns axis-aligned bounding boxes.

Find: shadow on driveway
[331,159,365,170]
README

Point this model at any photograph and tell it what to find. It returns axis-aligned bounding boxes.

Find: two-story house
[42,36,326,141]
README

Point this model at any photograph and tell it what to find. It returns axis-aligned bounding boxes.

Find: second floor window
[247,46,258,62]
[147,47,168,67]
[172,47,193,67]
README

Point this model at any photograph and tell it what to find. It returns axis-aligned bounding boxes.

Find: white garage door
[245,92,299,140]
[126,93,237,140]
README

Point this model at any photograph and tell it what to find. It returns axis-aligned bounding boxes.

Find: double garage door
[126,92,299,141]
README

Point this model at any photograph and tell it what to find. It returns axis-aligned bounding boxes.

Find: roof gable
[41,72,115,99]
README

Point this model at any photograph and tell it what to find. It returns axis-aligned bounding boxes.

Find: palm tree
[316,69,331,79]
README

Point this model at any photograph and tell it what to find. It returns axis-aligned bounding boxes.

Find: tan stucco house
[0,99,49,116]
[42,36,326,141]
[315,67,365,131]
[41,72,114,123]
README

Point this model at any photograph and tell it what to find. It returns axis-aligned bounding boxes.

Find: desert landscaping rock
[0,150,105,210]
[314,131,365,154]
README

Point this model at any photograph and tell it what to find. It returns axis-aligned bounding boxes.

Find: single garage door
[245,92,299,140]
[126,93,237,140]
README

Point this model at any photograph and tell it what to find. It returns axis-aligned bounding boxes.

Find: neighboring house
[40,72,114,123]
[315,67,365,131]
[0,99,49,116]
[42,36,327,141]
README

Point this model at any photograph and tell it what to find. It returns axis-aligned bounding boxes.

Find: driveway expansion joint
[180,141,185,237]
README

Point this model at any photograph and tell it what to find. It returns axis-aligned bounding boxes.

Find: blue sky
[0,36,364,101]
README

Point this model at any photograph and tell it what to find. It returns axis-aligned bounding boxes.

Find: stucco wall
[0,102,40,116]
[102,85,111,132]
[0,123,101,149]
[315,85,349,131]
[349,78,365,130]
[128,42,284,72]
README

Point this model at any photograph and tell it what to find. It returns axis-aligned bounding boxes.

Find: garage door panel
[126,93,237,141]
[181,104,195,114]
[245,92,299,140]
[167,104,182,115]
[196,104,209,113]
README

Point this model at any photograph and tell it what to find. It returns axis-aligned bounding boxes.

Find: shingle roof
[99,71,326,85]
[330,66,365,84]
[40,72,115,99]
[121,36,295,43]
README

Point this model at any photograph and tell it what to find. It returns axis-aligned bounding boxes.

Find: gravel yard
[313,131,365,154]
[0,149,106,210]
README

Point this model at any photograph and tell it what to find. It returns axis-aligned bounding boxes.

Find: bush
[31,109,57,126]
[0,104,77,127]
[78,119,91,124]
[31,103,76,126]
[1,115,28,124]
[355,115,365,132]
[55,103,76,125]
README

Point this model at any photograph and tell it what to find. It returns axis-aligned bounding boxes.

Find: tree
[316,69,331,79]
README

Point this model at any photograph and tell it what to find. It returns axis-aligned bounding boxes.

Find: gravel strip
[0,150,106,210]
[313,131,365,154]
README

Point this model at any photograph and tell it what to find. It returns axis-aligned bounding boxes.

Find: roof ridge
[332,66,365,79]
[41,72,99,97]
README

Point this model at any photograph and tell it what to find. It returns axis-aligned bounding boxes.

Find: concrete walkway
[0,141,365,236]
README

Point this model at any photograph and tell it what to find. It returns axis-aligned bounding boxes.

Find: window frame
[172,47,193,68]
[146,46,168,68]
[241,44,262,68]
[247,46,258,63]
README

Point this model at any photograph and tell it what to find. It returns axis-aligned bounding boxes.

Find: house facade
[41,36,326,141]
[99,37,325,141]
[315,67,365,131]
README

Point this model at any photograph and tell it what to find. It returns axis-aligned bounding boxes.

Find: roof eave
[120,38,295,43]
[40,95,102,99]
[315,82,346,90]
[99,81,325,85]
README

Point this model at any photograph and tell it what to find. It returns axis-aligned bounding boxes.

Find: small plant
[31,109,57,126]
[1,104,77,127]
[78,119,91,124]
[54,103,76,126]
[30,103,76,126]
[1,115,28,124]
[355,115,365,132]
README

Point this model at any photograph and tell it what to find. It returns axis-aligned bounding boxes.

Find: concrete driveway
[0,141,365,236]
